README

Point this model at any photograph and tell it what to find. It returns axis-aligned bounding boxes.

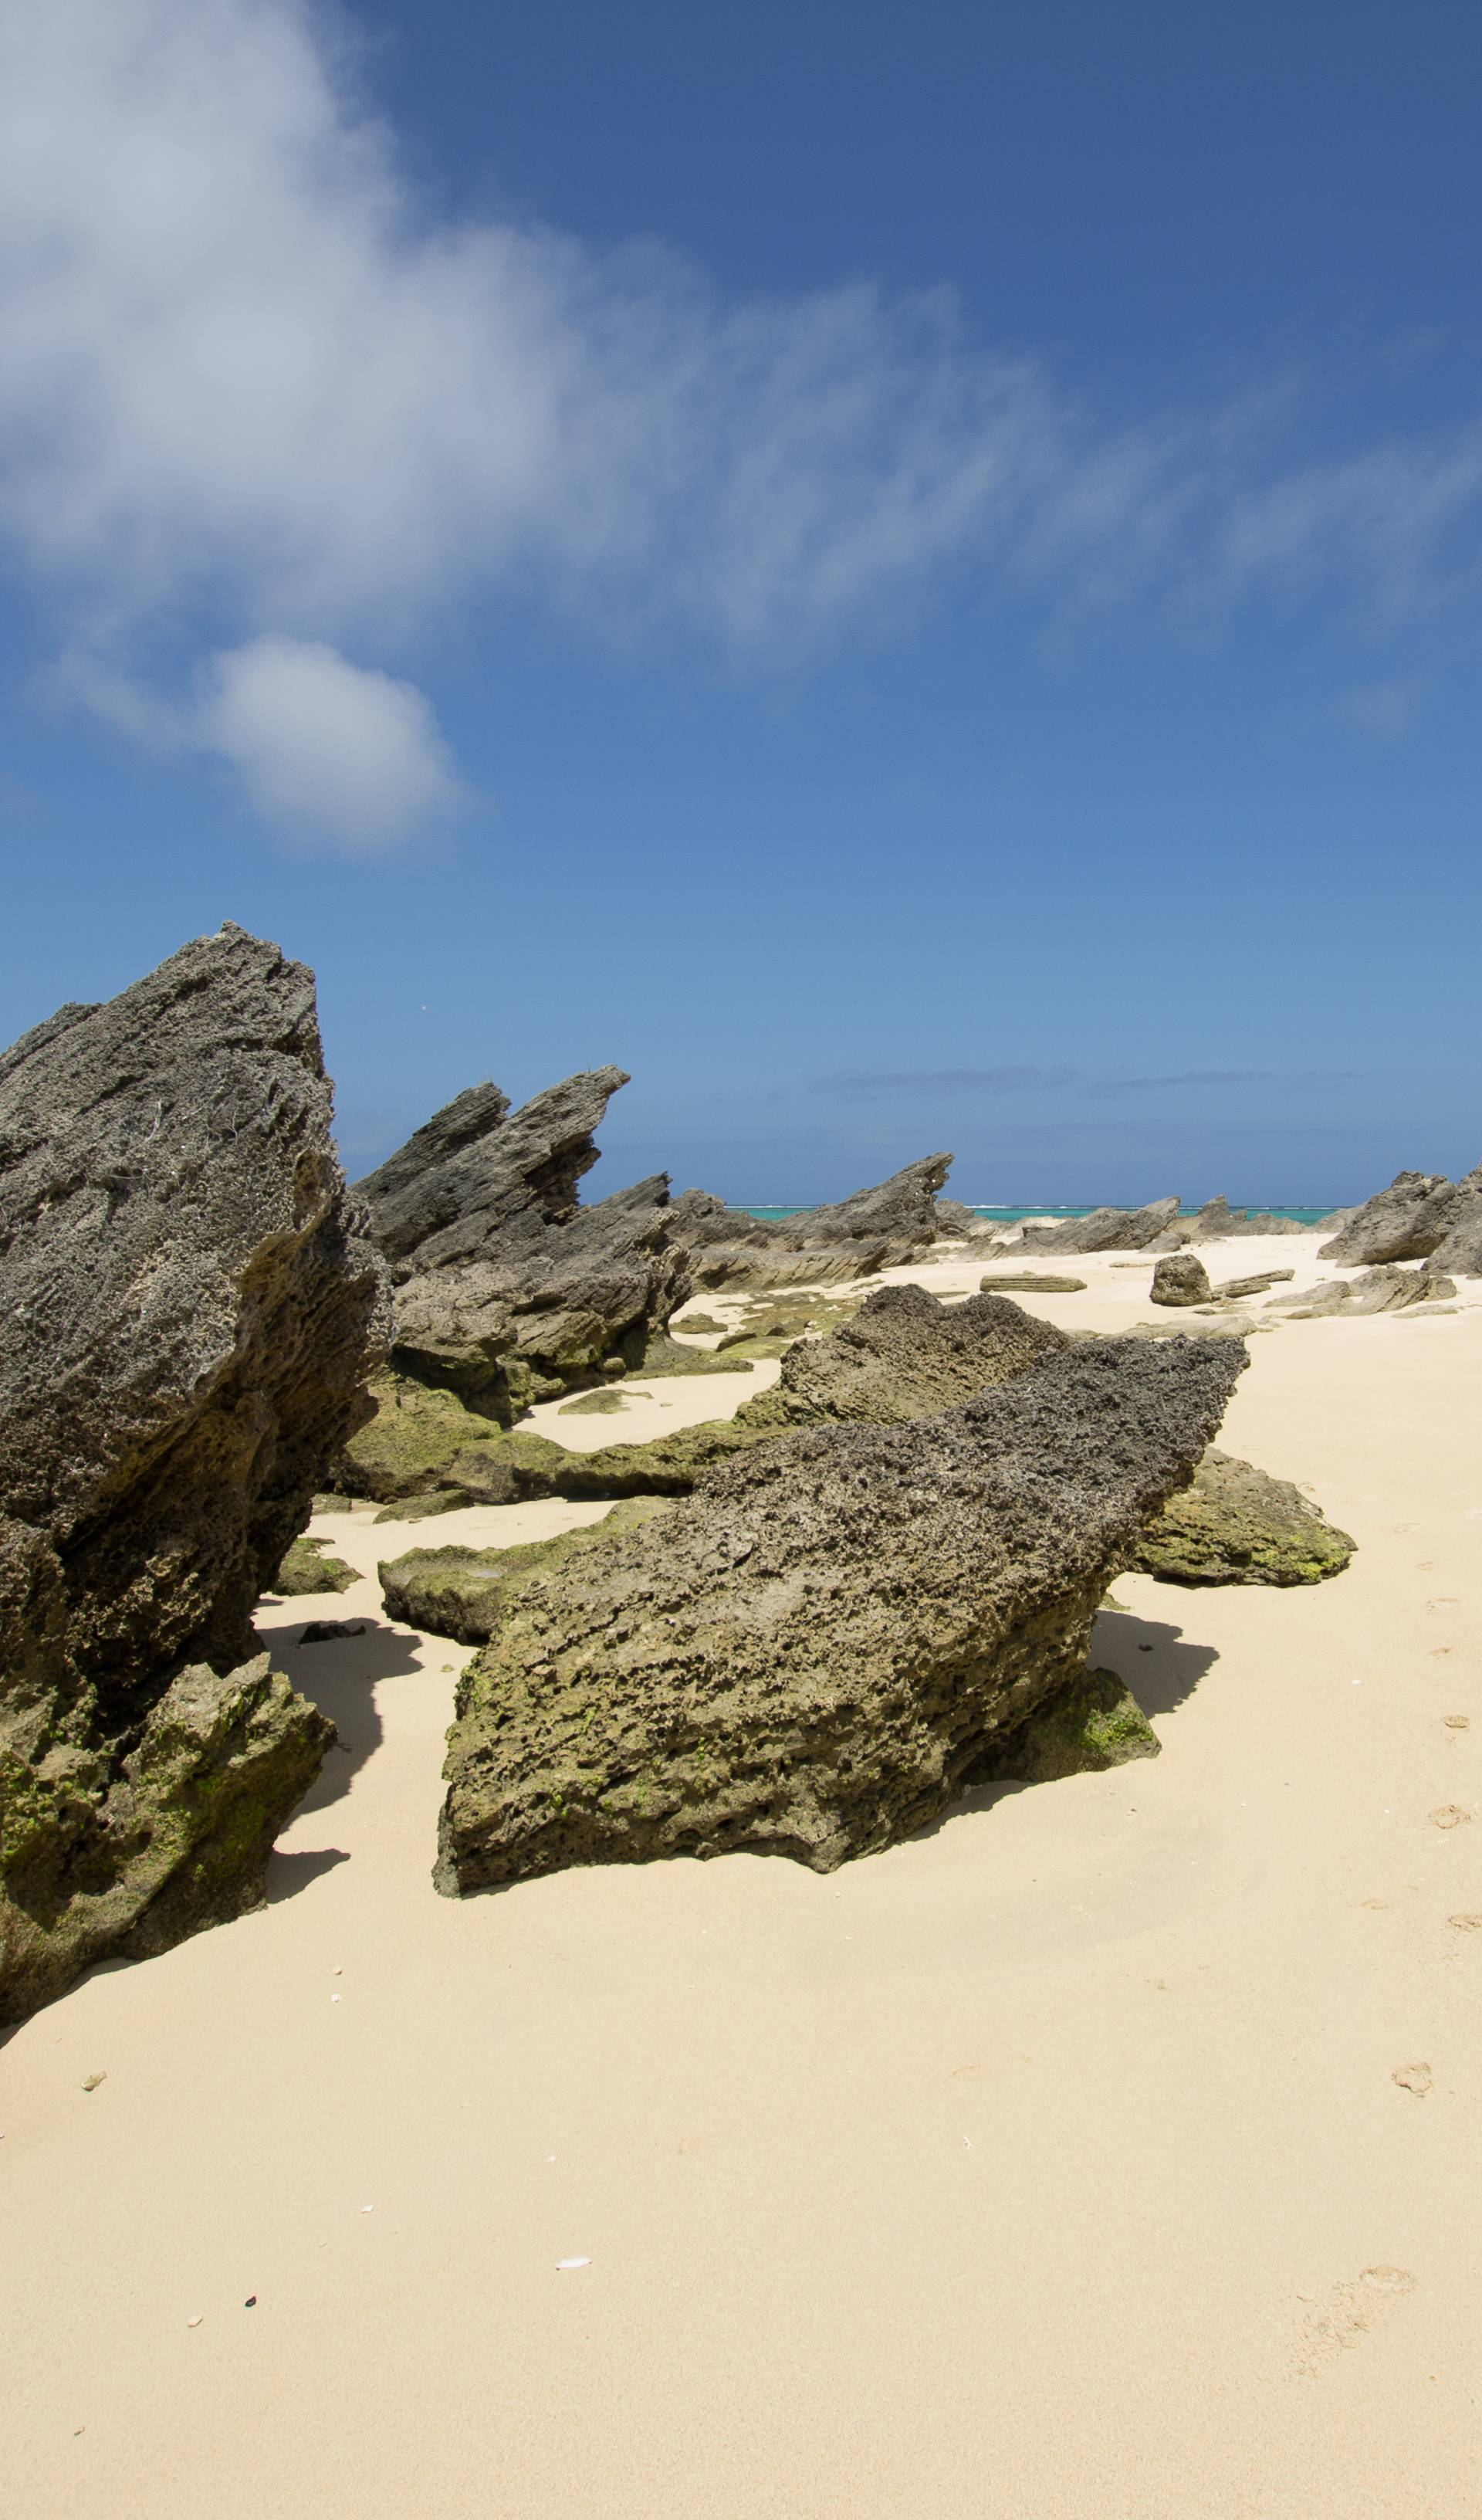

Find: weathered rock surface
[1007,1195,1183,1256]
[980,1272,1088,1293]
[1317,1171,1463,1268]
[338,1372,569,1504]
[436,1335,1244,1891]
[380,1501,672,1643]
[1151,1253,1212,1307]
[1210,1268,1294,1300]
[272,1536,357,1596]
[359,1075,692,1418]
[1267,1266,1457,1319]
[764,1282,1070,1424]
[672,1157,954,1289]
[1164,1196,1316,1243]
[0,926,384,2023]
[986,1667,1160,1780]
[1128,1450,1355,1584]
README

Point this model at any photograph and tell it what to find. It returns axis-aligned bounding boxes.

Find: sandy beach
[4,1235,1480,2519]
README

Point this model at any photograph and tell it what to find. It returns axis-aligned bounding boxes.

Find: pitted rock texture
[1151,1253,1212,1307]
[764,1282,1070,1424]
[358,1074,692,1418]
[436,1334,1243,1892]
[1129,1450,1355,1585]
[379,1500,672,1644]
[0,926,384,2021]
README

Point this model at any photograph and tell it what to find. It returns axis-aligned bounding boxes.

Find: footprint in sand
[1291,2267,1417,2379]
[1428,1805,1473,1830]
[1392,2063,1433,2097]
[1448,1913,1482,1934]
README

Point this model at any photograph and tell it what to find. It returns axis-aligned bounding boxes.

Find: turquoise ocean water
[741,1204,1334,1225]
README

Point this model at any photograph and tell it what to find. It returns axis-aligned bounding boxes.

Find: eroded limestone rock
[1128,1450,1355,1584]
[1151,1253,1211,1307]
[436,1335,1244,1891]
[0,927,384,2022]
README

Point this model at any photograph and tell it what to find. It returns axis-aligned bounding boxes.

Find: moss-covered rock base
[1131,1449,1355,1585]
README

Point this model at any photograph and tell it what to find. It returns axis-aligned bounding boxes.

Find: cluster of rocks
[0,929,389,2024]
[669,1154,952,1290]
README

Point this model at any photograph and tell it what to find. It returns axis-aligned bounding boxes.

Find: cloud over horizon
[2,0,1481,847]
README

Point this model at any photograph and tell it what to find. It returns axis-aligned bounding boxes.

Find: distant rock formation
[435,1335,1244,1891]
[1267,1265,1456,1318]
[1318,1166,1482,1274]
[357,1072,689,1419]
[1169,1196,1318,1242]
[672,1156,954,1290]
[979,1272,1088,1293]
[1129,1451,1355,1585]
[1151,1253,1212,1307]
[1000,1194,1183,1257]
[0,926,388,2024]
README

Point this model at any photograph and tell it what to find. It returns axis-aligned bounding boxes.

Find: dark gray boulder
[435,1334,1244,1891]
[1318,1171,1454,1267]
[359,1075,692,1418]
[1008,1195,1182,1256]
[0,926,387,2023]
[1151,1253,1212,1307]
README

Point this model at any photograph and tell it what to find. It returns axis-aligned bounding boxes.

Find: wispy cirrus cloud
[3,0,1482,849]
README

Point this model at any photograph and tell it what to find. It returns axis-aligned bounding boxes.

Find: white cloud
[198,638,462,850]
[1,0,1480,846]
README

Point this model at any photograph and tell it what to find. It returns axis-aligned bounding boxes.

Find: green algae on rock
[272,1535,357,1595]
[339,1372,568,1504]
[1129,1450,1355,1586]
[436,1335,1244,1894]
[988,1666,1160,1782]
[379,1499,674,1644]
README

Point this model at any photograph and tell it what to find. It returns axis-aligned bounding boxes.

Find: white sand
[4,1243,1480,2518]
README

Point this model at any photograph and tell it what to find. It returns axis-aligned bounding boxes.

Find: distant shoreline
[739,1203,1336,1224]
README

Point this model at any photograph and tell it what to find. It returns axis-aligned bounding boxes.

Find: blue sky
[2,0,1478,1204]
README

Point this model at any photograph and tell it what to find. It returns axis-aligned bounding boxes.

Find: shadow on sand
[265,1617,428,1815]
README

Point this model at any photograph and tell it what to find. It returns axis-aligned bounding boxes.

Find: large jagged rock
[1317,1171,1460,1267]
[358,1075,692,1419]
[1151,1253,1211,1307]
[672,1157,954,1290]
[1128,1451,1355,1584]
[0,926,387,2023]
[1006,1195,1182,1257]
[435,1335,1245,1891]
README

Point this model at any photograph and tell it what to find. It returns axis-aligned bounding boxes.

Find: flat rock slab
[979,1272,1088,1294]
[437,1334,1243,1892]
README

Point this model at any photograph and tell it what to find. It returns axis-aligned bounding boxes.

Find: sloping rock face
[1318,1171,1457,1267]
[358,1074,694,1418]
[436,1335,1244,1892]
[764,1282,1070,1424]
[1008,1195,1182,1256]
[1151,1253,1211,1307]
[1129,1451,1355,1584]
[0,926,386,2022]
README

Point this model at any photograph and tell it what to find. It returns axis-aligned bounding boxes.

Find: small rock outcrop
[435,1335,1245,1892]
[358,1075,691,1419]
[1007,1195,1183,1256]
[0,927,387,2024]
[1170,1197,1316,1241]
[272,1536,357,1596]
[1210,1268,1294,1299]
[980,1272,1088,1294]
[763,1282,1070,1424]
[379,1500,672,1644]
[986,1667,1160,1780]
[1128,1451,1355,1584]
[1267,1267,1457,1319]
[1151,1253,1212,1307]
